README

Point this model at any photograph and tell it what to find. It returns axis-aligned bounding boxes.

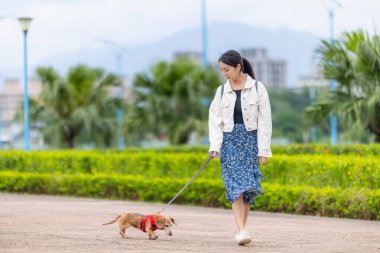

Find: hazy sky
[0,0,379,78]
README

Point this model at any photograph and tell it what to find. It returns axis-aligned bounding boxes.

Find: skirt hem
[227,186,264,206]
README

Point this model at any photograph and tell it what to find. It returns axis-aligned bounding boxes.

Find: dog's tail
[102,215,121,226]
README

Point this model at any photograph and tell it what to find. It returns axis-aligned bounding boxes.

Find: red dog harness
[140,215,158,232]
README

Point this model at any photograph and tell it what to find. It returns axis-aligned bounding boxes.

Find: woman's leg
[231,194,245,232]
[243,203,250,226]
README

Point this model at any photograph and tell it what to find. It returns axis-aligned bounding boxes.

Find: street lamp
[320,0,342,145]
[201,0,208,67]
[18,17,32,151]
[95,39,126,149]
[0,73,3,149]
[309,85,316,142]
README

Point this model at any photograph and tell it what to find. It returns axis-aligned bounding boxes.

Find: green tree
[306,30,380,142]
[270,88,311,143]
[126,57,221,145]
[29,65,122,148]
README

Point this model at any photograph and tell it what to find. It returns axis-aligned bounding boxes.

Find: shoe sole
[238,238,251,245]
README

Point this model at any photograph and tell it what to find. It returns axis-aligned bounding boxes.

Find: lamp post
[320,0,341,145]
[95,39,126,149]
[0,73,3,149]
[201,0,208,67]
[115,51,125,149]
[309,85,316,142]
[18,17,32,151]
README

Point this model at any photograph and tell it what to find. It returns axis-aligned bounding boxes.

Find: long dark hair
[218,50,256,79]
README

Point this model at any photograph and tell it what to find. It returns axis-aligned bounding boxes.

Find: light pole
[201,0,208,67]
[309,85,316,142]
[320,0,341,145]
[95,39,126,149]
[0,73,3,149]
[18,17,32,151]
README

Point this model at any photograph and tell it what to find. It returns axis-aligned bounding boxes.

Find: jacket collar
[224,74,255,93]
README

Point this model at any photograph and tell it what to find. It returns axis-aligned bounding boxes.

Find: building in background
[174,48,288,88]
[298,66,329,88]
[0,78,43,149]
[174,51,202,64]
[241,48,287,88]
[0,77,131,149]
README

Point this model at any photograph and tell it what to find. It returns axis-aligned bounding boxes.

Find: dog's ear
[155,215,165,229]
[169,217,176,225]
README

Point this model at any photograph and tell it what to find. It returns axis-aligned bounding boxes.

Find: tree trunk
[375,133,380,143]
[67,138,75,148]
[178,132,189,145]
[63,126,78,149]
[368,121,380,143]
[66,131,75,149]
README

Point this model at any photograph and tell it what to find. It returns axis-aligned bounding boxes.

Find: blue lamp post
[321,0,341,145]
[309,86,316,142]
[0,73,3,149]
[18,17,32,151]
[115,51,125,149]
[201,0,208,67]
[95,39,126,149]
[329,11,338,145]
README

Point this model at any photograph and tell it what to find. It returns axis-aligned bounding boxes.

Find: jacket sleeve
[208,86,223,153]
[257,82,273,157]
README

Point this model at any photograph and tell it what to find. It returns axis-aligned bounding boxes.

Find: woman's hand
[259,156,268,165]
[208,151,220,159]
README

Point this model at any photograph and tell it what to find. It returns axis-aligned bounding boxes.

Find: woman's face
[219,61,241,81]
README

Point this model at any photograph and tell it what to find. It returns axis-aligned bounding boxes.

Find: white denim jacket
[208,75,272,157]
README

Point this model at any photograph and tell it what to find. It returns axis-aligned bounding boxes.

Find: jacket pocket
[247,98,259,119]
[221,100,231,118]
[248,99,259,109]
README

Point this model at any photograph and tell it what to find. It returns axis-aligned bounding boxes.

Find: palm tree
[29,65,122,148]
[126,57,221,145]
[306,30,380,142]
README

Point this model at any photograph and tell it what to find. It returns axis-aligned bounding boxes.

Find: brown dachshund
[103,213,176,240]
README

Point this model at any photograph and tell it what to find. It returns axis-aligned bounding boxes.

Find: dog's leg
[119,224,130,239]
[148,232,157,240]
[147,227,158,240]
[119,229,129,239]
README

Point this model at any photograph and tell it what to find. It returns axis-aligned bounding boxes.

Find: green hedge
[13,144,378,155]
[0,171,378,220]
[0,152,379,190]
[272,144,380,156]
[105,144,380,155]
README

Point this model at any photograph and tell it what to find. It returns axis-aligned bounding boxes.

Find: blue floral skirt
[220,123,264,205]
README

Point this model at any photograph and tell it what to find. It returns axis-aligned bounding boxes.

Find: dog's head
[155,215,176,236]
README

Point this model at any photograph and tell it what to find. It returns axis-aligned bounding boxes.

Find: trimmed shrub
[0,152,379,189]
[0,171,379,220]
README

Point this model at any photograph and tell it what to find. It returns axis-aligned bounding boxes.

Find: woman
[208,50,272,245]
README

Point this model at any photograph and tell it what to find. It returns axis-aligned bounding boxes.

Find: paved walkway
[0,193,379,253]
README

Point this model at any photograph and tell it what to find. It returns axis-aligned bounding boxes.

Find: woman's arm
[208,86,223,154]
[257,82,272,158]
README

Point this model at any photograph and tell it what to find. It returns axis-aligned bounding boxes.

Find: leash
[157,157,213,214]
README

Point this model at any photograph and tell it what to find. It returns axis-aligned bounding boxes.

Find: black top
[233,90,244,124]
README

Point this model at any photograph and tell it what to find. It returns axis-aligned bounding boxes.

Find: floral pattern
[220,123,264,205]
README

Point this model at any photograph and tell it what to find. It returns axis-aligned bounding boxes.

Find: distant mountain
[37,22,322,87]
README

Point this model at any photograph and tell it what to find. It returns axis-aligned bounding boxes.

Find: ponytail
[242,58,255,79]
[219,50,256,79]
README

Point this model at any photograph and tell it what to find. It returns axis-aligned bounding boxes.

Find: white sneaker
[234,230,251,245]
